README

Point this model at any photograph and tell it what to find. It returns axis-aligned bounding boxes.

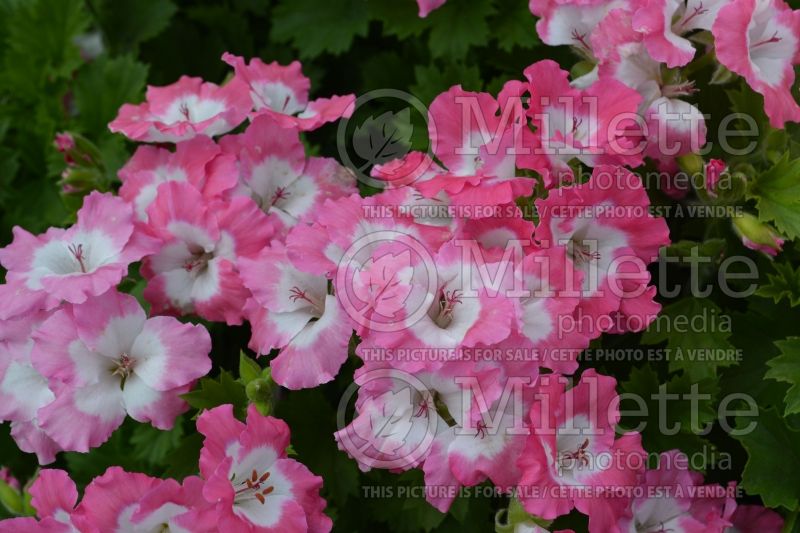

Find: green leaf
[368,0,430,39]
[91,0,177,53]
[757,261,800,307]
[1,0,89,95]
[271,0,369,58]
[427,0,495,59]
[181,370,248,418]
[641,298,737,379]
[663,239,726,262]
[734,408,800,509]
[620,365,718,461]
[747,153,800,240]
[239,351,262,384]
[73,55,149,136]
[411,62,482,105]
[491,2,540,52]
[130,420,185,466]
[766,338,800,416]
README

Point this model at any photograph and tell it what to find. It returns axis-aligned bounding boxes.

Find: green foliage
[641,298,736,380]
[757,261,800,307]
[734,408,800,509]
[271,0,370,59]
[766,338,800,416]
[181,370,248,418]
[747,154,800,240]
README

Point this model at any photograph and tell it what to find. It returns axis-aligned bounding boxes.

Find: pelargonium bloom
[0,469,79,533]
[615,450,734,532]
[119,135,238,220]
[197,404,332,533]
[31,290,211,452]
[529,0,629,51]
[239,242,352,390]
[0,192,155,314]
[223,53,355,131]
[0,310,61,464]
[110,75,251,143]
[728,504,784,532]
[519,61,644,187]
[517,370,647,532]
[534,165,670,337]
[713,0,800,128]
[633,0,727,67]
[220,116,356,236]
[73,468,217,532]
[141,181,274,324]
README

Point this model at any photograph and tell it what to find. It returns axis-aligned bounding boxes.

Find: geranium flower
[141,181,274,324]
[713,0,800,128]
[220,116,356,236]
[0,192,155,313]
[0,310,61,464]
[615,450,734,532]
[197,404,332,533]
[222,53,355,131]
[31,290,211,452]
[517,370,647,532]
[119,136,238,221]
[534,165,670,337]
[239,242,352,390]
[109,75,251,143]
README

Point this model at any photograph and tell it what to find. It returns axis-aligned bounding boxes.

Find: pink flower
[222,53,355,131]
[728,504,784,533]
[197,404,332,533]
[220,116,356,236]
[0,192,154,316]
[534,166,670,337]
[713,0,800,128]
[615,450,733,533]
[73,468,216,533]
[417,0,447,17]
[31,290,211,452]
[141,181,274,324]
[0,469,79,532]
[529,0,629,51]
[633,0,727,67]
[519,61,644,187]
[119,136,238,220]
[239,242,352,390]
[732,213,784,257]
[517,370,646,532]
[109,75,252,143]
[54,132,75,153]
[0,310,62,464]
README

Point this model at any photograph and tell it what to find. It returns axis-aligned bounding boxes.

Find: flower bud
[732,213,784,257]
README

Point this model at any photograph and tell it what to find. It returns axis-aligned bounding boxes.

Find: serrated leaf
[239,351,262,384]
[73,55,148,135]
[353,108,413,168]
[641,298,737,380]
[734,408,800,509]
[620,365,718,461]
[663,239,727,262]
[747,153,800,240]
[412,63,482,105]
[182,370,248,418]
[92,0,177,53]
[130,420,185,466]
[368,0,431,39]
[427,0,495,59]
[757,261,800,307]
[1,0,89,95]
[491,2,540,52]
[271,0,369,58]
[766,338,800,416]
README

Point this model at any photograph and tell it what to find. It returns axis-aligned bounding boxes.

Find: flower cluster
[0,405,330,533]
[1,0,796,524]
